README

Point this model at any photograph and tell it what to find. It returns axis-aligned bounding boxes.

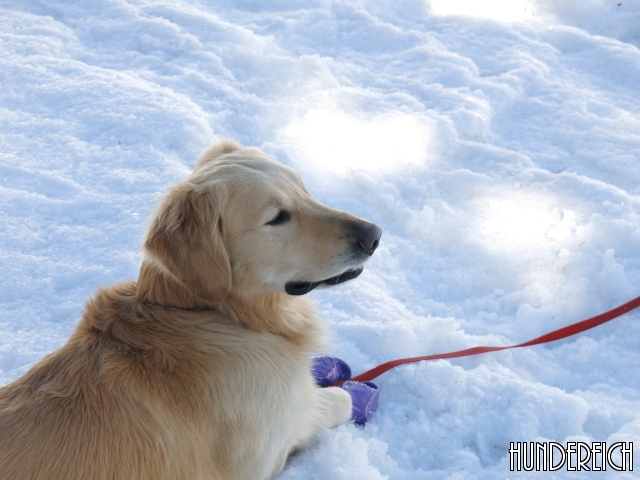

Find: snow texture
[1,0,640,478]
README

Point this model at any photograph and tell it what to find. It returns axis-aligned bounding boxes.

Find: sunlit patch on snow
[477,191,576,252]
[430,0,534,22]
[283,108,430,175]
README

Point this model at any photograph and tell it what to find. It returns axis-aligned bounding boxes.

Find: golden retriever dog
[0,141,382,480]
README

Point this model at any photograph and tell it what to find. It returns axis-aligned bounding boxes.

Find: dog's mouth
[285,266,364,296]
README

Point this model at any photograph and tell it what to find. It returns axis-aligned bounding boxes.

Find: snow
[1,0,639,478]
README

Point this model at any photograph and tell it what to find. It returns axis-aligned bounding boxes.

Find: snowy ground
[1,0,640,478]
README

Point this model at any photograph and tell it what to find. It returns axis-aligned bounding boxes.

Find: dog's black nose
[356,223,382,255]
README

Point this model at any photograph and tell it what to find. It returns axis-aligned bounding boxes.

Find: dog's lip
[285,266,364,296]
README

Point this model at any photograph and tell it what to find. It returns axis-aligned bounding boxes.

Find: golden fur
[0,141,381,480]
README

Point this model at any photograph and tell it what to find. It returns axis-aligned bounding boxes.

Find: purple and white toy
[310,355,352,387]
[310,356,380,425]
[340,381,380,425]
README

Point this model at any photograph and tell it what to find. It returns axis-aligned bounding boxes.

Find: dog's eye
[266,210,291,226]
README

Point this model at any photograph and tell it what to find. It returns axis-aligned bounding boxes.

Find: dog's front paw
[311,355,352,387]
[341,381,380,425]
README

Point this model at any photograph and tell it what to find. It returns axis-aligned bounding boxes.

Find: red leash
[331,295,640,386]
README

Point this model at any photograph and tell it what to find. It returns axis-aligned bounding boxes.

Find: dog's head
[137,141,381,309]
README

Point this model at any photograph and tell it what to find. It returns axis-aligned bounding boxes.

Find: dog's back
[0,283,207,479]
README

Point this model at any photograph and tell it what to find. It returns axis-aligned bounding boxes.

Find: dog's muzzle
[285,220,381,296]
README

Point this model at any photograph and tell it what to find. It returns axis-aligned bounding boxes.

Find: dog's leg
[316,386,352,429]
[267,448,292,480]
[285,386,351,459]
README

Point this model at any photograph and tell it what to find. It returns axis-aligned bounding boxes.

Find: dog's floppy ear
[141,182,231,307]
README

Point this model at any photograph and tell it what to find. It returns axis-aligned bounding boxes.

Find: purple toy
[310,356,380,425]
[310,355,352,387]
[341,381,380,425]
